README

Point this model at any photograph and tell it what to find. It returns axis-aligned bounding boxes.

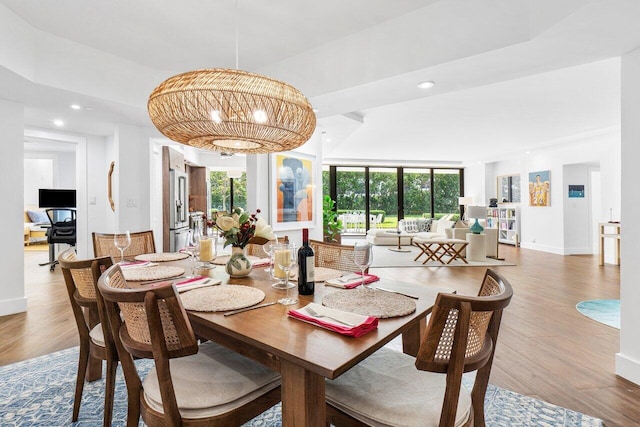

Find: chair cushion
[143,341,280,419]
[325,347,471,427]
[89,323,105,347]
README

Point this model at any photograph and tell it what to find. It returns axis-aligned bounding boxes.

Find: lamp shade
[227,169,243,179]
[458,196,473,206]
[467,206,487,219]
[148,68,317,154]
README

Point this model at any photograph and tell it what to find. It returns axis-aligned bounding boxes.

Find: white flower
[216,216,239,232]
[254,217,275,240]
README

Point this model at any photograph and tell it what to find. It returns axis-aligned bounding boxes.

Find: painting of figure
[528,170,550,207]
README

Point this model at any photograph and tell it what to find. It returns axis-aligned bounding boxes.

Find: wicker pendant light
[148,68,316,154]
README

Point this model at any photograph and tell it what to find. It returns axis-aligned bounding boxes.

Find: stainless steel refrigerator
[169,169,189,252]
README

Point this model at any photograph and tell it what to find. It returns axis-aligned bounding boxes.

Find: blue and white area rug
[0,347,603,426]
[576,299,620,329]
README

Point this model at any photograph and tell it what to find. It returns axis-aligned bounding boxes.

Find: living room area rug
[576,299,620,329]
[371,245,515,268]
[0,347,604,426]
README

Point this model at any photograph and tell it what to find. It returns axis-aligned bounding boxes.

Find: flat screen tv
[38,189,76,208]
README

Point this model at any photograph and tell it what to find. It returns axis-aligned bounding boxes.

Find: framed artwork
[568,185,585,198]
[270,151,315,231]
[528,170,550,207]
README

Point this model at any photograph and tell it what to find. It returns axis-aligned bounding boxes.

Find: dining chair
[97,263,281,427]
[246,235,289,257]
[309,239,362,273]
[57,247,117,427]
[92,230,156,260]
[325,269,513,427]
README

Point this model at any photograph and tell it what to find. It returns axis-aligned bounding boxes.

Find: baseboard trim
[0,297,27,316]
[616,353,640,386]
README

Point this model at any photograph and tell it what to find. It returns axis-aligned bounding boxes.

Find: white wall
[478,131,620,255]
[562,163,594,255]
[617,46,640,385]
[23,150,76,207]
[23,158,53,206]
[0,100,26,316]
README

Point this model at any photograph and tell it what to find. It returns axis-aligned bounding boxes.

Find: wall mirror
[498,174,520,203]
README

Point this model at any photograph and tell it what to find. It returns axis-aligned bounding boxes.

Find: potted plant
[323,196,342,243]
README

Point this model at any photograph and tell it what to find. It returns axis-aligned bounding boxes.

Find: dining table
[125,254,454,427]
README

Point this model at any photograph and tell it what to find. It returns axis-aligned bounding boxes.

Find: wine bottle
[297,228,315,295]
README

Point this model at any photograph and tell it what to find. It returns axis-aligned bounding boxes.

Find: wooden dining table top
[129,255,454,426]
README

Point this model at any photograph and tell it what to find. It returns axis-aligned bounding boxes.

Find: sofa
[366,217,454,245]
[24,208,49,245]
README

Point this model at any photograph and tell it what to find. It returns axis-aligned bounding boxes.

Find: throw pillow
[430,219,440,234]
[27,210,49,224]
[454,220,468,228]
[401,219,419,233]
[416,218,430,232]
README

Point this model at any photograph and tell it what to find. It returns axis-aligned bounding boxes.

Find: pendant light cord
[235,0,239,69]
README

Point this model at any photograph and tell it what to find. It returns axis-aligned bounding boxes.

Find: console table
[599,222,620,266]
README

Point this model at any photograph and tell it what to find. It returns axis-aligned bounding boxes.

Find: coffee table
[413,237,468,265]
[384,230,414,252]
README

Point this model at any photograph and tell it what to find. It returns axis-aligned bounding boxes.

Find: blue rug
[576,299,620,329]
[0,347,604,426]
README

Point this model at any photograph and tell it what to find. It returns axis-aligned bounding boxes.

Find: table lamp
[467,206,487,234]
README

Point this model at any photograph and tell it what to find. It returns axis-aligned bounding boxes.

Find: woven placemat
[134,252,190,262]
[122,265,185,282]
[180,285,266,312]
[322,290,416,318]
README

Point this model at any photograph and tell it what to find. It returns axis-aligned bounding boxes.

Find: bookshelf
[486,205,520,245]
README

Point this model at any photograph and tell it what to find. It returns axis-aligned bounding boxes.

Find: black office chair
[39,208,77,271]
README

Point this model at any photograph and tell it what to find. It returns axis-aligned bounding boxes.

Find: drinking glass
[353,241,374,289]
[271,243,295,289]
[262,235,278,273]
[113,230,131,263]
[276,243,298,305]
[199,236,215,269]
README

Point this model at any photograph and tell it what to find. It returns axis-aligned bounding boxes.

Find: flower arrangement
[214,207,275,249]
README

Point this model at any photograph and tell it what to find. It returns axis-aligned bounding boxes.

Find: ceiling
[1,0,638,164]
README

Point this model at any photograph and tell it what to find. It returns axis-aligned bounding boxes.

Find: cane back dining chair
[97,264,281,426]
[325,269,513,427]
[57,247,117,426]
[245,235,289,257]
[92,230,156,261]
[309,239,362,273]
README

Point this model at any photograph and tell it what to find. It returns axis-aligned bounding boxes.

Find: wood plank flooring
[1,246,637,426]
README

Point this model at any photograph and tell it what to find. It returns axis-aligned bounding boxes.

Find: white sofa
[366,217,454,245]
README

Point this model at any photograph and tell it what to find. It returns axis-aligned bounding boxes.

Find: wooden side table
[599,222,621,266]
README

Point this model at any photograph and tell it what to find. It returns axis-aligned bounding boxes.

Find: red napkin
[325,273,380,289]
[175,276,208,286]
[251,257,271,267]
[288,303,378,338]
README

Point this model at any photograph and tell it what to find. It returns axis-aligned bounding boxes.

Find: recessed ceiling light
[312,108,319,113]
[70,104,81,110]
[53,119,64,127]
[417,81,435,89]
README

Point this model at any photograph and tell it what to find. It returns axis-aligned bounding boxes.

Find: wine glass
[186,229,202,277]
[263,235,278,273]
[353,242,374,289]
[276,243,298,305]
[113,231,131,263]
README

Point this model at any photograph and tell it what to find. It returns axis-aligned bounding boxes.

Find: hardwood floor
[2,246,638,426]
